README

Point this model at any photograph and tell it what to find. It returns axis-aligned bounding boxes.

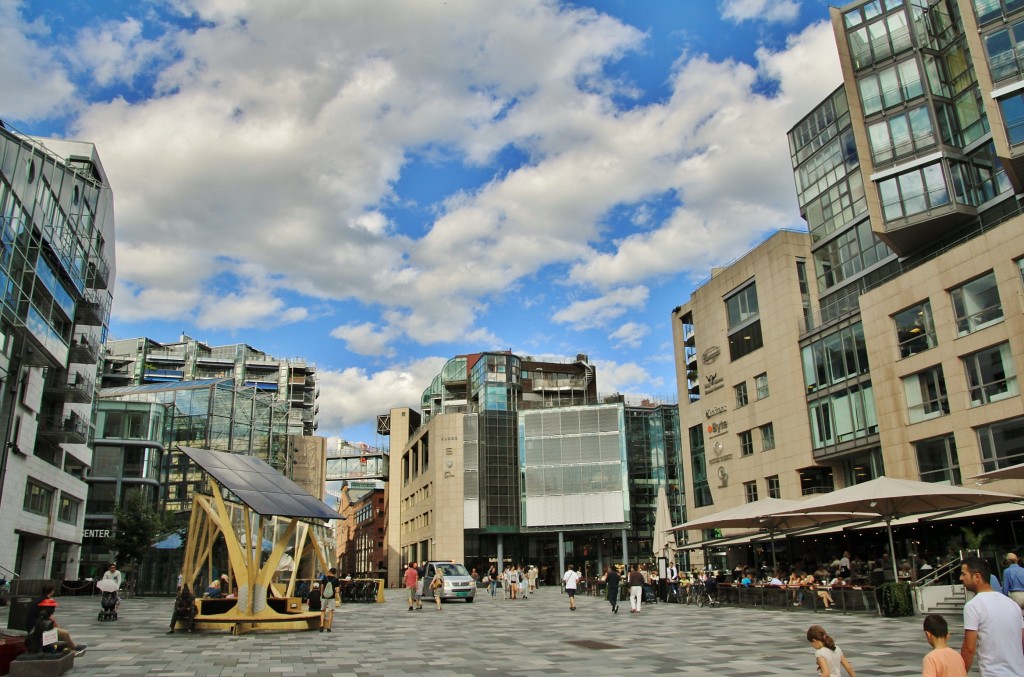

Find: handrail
[0,563,18,579]
[915,555,962,588]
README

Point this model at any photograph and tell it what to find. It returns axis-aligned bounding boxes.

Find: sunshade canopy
[970,462,1024,483]
[181,446,337,521]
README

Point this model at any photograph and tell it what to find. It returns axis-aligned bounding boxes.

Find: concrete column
[621,529,629,566]
[496,535,504,575]
[557,531,565,582]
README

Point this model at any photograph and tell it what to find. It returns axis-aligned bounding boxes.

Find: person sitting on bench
[25,599,86,657]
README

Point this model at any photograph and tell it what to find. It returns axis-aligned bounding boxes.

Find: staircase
[919,585,966,614]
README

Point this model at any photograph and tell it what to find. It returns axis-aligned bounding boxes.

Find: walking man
[605,565,621,614]
[628,564,645,613]
[320,568,340,632]
[1001,553,1024,612]
[405,562,420,611]
[666,561,679,602]
[959,556,1024,676]
[562,564,580,611]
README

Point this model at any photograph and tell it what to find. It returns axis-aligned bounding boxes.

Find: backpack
[322,580,334,599]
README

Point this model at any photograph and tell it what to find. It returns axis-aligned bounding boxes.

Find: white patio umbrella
[969,461,1024,483]
[770,476,1021,582]
[670,497,869,570]
[652,486,676,560]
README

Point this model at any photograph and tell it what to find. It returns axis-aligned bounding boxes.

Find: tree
[960,526,994,555]
[106,489,171,580]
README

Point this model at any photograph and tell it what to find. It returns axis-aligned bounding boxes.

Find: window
[802,323,870,392]
[743,480,759,503]
[977,416,1024,471]
[798,466,834,495]
[58,495,80,524]
[760,423,776,451]
[964,342,1018,406]
[858,58,923,115]
[808,383,878,450]
[878,162,950,222]
[726,283,763,361]
[974,0,1024,28]
[893,301,937,358]
[755,373,770,400]
[950,271,1003,336]
[867,105,935,164]
[735,382,749,408]
[903,365,949,423]
[739,430,754,457]
[915,435,962,485]
[766,475,781,499]
[689,424,713,508]
[23,481,53,517]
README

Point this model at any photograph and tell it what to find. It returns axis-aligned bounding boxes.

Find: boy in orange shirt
[922,614,966,677]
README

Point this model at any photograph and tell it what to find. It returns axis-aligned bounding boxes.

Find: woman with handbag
[430,572,444,610]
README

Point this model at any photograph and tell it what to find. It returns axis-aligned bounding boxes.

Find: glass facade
[977,416,1024,470]
[915,434,962,485]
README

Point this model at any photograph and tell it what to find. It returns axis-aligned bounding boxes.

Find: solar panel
[180,446,339,521]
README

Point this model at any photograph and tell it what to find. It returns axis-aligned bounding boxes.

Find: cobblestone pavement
[3,587,960,676]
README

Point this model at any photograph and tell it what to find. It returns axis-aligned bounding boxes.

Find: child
[806,625,856,677]
[921,614,967,677]
[307,581,322,613]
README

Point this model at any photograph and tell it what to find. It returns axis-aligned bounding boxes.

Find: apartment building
[0,124,115,581]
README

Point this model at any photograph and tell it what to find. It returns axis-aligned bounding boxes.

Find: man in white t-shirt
[960,556,1024,676]
[562,564,580,611]
[666,562,679,602]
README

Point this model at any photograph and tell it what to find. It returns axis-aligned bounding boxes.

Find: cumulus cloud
[330,322,398,358]
[721,0,801,23]
[609,321,649,349]
[317,357,448,432]
[551,286,649,329]
[593,359,663,396]
[0,0,76,121]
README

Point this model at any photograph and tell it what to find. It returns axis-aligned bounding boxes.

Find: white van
[422,561,476,603]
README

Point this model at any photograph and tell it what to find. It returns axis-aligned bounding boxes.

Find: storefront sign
[83,529,111,539]
[706,420,728,437]
[704,373,724,394]
[705,404,727,419]
[701,346,721,365]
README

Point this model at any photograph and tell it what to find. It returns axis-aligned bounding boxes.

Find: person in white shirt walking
[562,564,581,611]
[960,556,1024,677]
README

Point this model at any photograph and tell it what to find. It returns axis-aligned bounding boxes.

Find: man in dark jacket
[168,584,196,634]
[604,565,621,614]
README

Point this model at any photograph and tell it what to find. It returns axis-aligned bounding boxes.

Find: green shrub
[878,582,914,617]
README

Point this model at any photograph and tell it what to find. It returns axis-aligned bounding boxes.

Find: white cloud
[317,357,448,433]
[721,0,800,23]
[551,286,649,329]
[0,0,76,121]
[593,359,662,395]
[608,321,649,349]
[330,322,397,358]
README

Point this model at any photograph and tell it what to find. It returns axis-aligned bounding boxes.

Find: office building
[0,124,115,581]
[382,351,683,588]
[671,0,1024,566]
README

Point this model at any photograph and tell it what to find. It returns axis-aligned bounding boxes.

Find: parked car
[422,561,475,603]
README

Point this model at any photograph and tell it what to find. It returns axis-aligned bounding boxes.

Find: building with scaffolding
[382,351,683,588]
[0,123,115,583]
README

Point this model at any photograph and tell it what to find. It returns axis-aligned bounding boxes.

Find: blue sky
[0,0,842,448]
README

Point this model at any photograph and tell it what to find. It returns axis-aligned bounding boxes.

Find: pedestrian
[959,556,1024,676]
[307,580,323,610]
[26,598,86,656]
[103,562,123,608]
[320,568,339,633]
[1001,553,1024,611]
[404,562,419,611]
[487,564,498,597]
[666,561,679,602]
[167,584,196,634]
[806,625,856,677]
[604,564,620,614]
[527,564,538,592]
[430,569,444,610]
[507,566,519,600]
[921,614,966,677]
[562,564,580,611]
[628,564,645,613]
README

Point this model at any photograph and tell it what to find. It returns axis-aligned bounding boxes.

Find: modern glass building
[383,352,683,587]
[0,124,115,582]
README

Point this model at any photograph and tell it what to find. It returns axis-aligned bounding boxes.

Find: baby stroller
[96,579,119,621]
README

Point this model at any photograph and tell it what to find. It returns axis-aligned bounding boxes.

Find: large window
[950,271,1003,336]
[689,424,713,508]
[868,106,936,164]
[977,416,1024,471]
[814,219,893,291]
[985,18,1024,82]
[809,383,878,450]
[915,435,962,485]
[859,59,923,116]
[1004,93,1024,146]
[760,423,776,451]
[58,495,80,524]
[964,342,1018,406]
[878,162,950,221]
[802,323,870,392]
[23,481,53,517]
[798,466,834,495]
[739,430,754,457]
[893,301,937,358]
[845,2,912,70]
[903,365,949,423]
[974,0,1024,28]
[743,480,759,504]
[726,283,763,361]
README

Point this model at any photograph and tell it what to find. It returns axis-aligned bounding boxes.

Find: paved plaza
[4,587,957,676]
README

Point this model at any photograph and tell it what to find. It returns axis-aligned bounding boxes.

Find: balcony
[37,413,89,444]
[44,371,95,404]
[144,368,184,382]
[68,332,100,364]
[75,289,110,325]
[86,254,111,290]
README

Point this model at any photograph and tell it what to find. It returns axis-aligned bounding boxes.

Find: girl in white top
[806,625,856,677]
